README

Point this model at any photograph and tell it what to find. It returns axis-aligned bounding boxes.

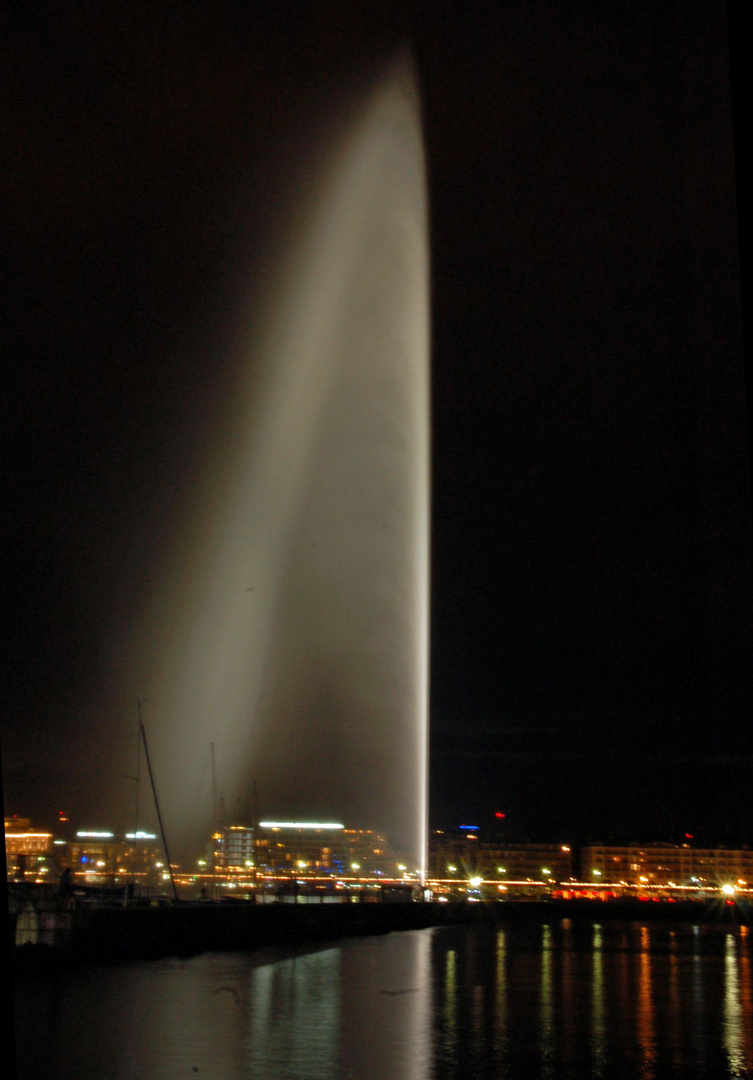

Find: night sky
[3,2,749,848]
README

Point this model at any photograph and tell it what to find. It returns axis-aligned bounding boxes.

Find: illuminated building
[66,830,162,886]
[4,818,53,879]
[476,842,573,883]
[428,827,480,877]
[211,822,397,881]
[582,843,753,889]
[429,829,572,883]
[213,825,256,876]
[335,827,395,875]
[253,822,342,875]
[256,822,395,876]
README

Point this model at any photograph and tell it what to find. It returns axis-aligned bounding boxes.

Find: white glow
[258,822,344,830]
[121,55,429,872]
[125,831,157,840]
[76,831,113,838]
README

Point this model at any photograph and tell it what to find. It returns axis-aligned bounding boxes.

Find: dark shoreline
[10,894,751,975]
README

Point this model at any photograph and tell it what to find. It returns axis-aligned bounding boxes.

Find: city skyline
[8,809,753,905]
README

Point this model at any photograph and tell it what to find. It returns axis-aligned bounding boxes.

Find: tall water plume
[126,53,430,873]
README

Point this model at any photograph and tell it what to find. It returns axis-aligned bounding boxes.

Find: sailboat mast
[211,741,217,833]
[137,699,179,904]
[134,715,141,836]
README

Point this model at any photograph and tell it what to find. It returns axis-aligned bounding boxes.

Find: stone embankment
[10,894,749,970]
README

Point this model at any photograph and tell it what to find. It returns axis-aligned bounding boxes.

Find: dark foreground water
[13,917,753,1079]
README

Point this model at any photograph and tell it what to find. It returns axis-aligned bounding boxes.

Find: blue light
[459,825,479,831]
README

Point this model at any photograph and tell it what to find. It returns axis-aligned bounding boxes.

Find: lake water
[12,917,753,1079]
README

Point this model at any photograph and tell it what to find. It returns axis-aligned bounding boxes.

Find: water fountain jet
[125,52,430,876]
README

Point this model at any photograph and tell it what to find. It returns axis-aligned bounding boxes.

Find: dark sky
[2,1,749,847]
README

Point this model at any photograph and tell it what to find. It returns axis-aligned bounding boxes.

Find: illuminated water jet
[127,53,429,874]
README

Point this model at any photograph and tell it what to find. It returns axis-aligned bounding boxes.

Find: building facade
[212,822,398,880]
[65,830,163,887]
[429,828,573,883]
[4,818,53,880]
[582,843,753,889]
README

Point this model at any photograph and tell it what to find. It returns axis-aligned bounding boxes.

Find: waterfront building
[334,828,395,876]
[66,830,163,887]
[428,827,480,877]
[213,825,256,875]
[4,817,53,880]
[582,842,753,889]
[210,821,397,882]
[477,842,573,884]
[255,822,394,877]
[429,828,572,884]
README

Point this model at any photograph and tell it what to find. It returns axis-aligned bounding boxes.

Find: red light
[495,812,506,819]
[684,833,693,839]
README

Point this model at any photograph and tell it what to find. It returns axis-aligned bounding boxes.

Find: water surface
[13,918,753,1079]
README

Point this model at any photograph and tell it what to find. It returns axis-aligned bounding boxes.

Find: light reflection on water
[539,923,555,1078]
[13,918,753,1079]
[638,924,657,1078]
[247,949,340,1077]
[442,946,457,1069]
[559,918,575,1068]
[494,924,509,1064]
[724,929,753,1078]
[667,939,683,1073]
[590,923,606,1078]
